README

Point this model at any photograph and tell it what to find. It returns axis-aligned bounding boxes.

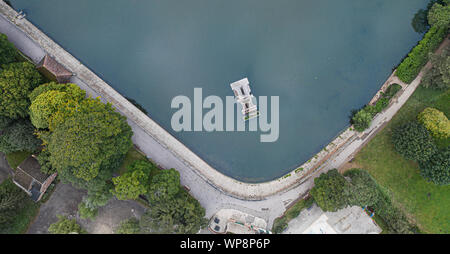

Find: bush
[48,215,86,234]
[396,26,447,83]
[383,84,402,99]
[419,147,450,185]
[78,201,98,220]
[115,218,140,234]
[392,121,437,162]
[417,107,450,139]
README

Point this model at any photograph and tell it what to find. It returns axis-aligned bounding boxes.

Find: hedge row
[396,26,447,84]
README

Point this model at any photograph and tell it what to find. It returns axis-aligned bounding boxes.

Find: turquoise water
[11,0,428,182]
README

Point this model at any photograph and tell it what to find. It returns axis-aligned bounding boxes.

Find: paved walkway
[1,1,448,230]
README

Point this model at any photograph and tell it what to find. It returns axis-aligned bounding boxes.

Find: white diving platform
[230,78,259,121]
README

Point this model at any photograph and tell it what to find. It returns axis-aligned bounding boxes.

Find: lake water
[10,0,428,182]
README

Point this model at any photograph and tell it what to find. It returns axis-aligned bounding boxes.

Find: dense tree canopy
[111,160,155,200]
[419,147,450,185]
[0,62,43,119]
[392,121,437,162]
[111,169,149,201]
[140,190,206,234]
[0,180,29,229]
[0,33,18,66]
[29,83,86,129]
[428,0,450,29]
[310,169,352,212]
[147,168,180,202]
[48,215,86,234]
[422,45,450,90]
[0,118,41,154]
[46,97,133,182]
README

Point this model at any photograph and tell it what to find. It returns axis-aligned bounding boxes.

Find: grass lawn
[354,86,450,234]
[117,146,148,175]
[6,150,32,169]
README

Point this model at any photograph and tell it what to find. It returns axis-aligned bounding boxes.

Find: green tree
[0,180,28,228]
[428,0,450,29]
[115,218,140,234]
[111,169,149,200]
[147,168,180,202]
[0,115,13,131]
[392,121,437,162]
[0,119,41,153]
[421,45,450,90]
[46,97,133,182]
[78,201,98,220]
[0,62,43,119]
[48,215,86,234]
[412,9,430,33]
[417,107,450,139]
[36,149,55,174]
[352,108,373,132]
[0,33,18,66]
[140,190,206,234]
[29,84,85,129]
[419,147,450,185]
[310,169,352,212]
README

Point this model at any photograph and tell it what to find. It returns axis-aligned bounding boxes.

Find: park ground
[351,86,449,234]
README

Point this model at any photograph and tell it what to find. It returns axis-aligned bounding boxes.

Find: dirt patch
[338,161,363,174]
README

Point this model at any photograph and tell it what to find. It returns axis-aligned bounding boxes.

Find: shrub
[78,201,98,220]
[392,121,437,162]
[115,218,140,234]
[48,215,86,234]
[344,169,381,207]
[421,44,450,90]
[383,84,402,99]
[419,147,450,185]
[396,26,447,83]
[417,107,450,139]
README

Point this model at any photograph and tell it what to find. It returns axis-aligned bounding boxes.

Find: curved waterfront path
[1,1,448,227]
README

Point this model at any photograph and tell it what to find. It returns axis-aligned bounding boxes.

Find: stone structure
[230,78,259,120]
[12,156,57,202]
[36,54,73,83]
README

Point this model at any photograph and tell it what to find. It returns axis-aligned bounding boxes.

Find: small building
[209,209,271,234]
[12,156,57,202]
[36,54,73,83]
[230,78,259,120]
